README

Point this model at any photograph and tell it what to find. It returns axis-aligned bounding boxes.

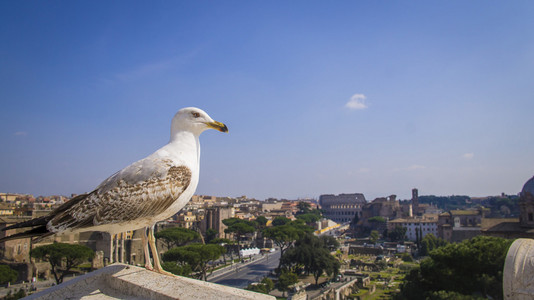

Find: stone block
[24,263,275,300]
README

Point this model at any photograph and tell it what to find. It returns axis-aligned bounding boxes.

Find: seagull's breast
[47,133,201,233]
[138,134,201,222]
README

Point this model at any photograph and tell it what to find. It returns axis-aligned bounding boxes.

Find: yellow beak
[206,121,228,133]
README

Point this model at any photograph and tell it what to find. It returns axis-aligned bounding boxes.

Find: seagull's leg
[148,225,174,276]
[142,227,153,270]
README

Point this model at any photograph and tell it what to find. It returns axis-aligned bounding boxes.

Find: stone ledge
[24,264,275,300]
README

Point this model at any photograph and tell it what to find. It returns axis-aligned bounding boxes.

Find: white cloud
[407,164,426,170]
[104,50,199,84]
[462,153,474,160]
[13,131,27,136]
[115,59,176,82]
[345,94,368,110]
[391,164,426,172]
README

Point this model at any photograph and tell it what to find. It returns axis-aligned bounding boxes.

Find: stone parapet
[24,264,275,300]
[503,238,534,300]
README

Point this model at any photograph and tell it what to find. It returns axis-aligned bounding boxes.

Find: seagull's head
[171,107,228,137]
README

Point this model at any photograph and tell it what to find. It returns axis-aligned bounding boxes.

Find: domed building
[481,175,534,239]
[519,176,534,227]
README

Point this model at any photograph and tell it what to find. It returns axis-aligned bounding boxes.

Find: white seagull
[0,107,228,274]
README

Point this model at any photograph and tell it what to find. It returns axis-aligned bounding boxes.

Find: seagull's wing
[2,193,89,231]
[47,156,192,232]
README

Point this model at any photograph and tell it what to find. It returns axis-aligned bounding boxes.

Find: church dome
[522,176,534,197]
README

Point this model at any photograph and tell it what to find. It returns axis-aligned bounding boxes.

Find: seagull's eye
[192,112,200,118]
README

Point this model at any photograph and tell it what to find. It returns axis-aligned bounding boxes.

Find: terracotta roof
[482,221,534,233]
[388,218,437,224]
[449,210,480,216]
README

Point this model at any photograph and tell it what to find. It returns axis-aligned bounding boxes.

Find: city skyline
[1,1,534,200]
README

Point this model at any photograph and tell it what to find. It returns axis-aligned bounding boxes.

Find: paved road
[208,250,281,289]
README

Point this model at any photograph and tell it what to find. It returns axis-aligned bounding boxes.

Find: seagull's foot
[152,268,176,277]
[145,264,154,271]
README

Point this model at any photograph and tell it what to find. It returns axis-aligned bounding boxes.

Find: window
[529,213,533,222]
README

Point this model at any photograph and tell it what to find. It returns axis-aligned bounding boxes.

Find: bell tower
[412,188,419,216]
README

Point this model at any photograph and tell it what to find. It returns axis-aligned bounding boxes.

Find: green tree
[350,214,360,227]
[261,276,274,291]
[31,242,94,284]
[415,227,421,248]
[399,236,513,299]
[386,225,407,242]
[223,218,256,259]
[161,261,192,277]
[297,201,311,214]
[263,224,307,268]
[272,216,291,226]
[280,234,340,285]
[289,219,315,233]
[427,290,485,300]
[208,237,234,264]
[278,270,298,297]
[162,243,225,281]
[369,230,380,244]
[417,195,470,211]
[309,248,340,285]
[295,213,321,224]
[246,277,274,294]
[368,216,386,223]
[155,227,200,250]
[205,228,218,244]
[208,237,233,244]
[255,216,268,230]
[401,253,414,262]
[398,267,426,300]
[4,288,26,300]
[419,233,448,257]
[0,265,18,284]
[319,235,340,251]
[246,283,266,294]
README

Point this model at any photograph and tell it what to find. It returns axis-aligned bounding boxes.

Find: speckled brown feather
[48,166,192,231]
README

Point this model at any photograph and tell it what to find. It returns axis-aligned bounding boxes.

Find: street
[208,250,281,289]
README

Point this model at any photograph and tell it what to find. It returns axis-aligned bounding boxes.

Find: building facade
[319,193,367,223]
[519,176,534,227]
[387,215,438,241]
[360,195,410,221]
[200,206,235,239]
[482,175,534,239]
[437,209,485,242]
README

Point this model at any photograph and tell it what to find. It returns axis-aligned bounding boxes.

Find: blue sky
[1,1,533,201]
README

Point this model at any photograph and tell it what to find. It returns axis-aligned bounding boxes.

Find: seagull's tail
[2,216,49,231]
[0,193,90,243]
[0,215,53,243]
[0,226,53,243]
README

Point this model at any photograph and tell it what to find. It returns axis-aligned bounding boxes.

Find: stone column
[120,232,125,263]
[113,234,118,264]
[503,238,534,299]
